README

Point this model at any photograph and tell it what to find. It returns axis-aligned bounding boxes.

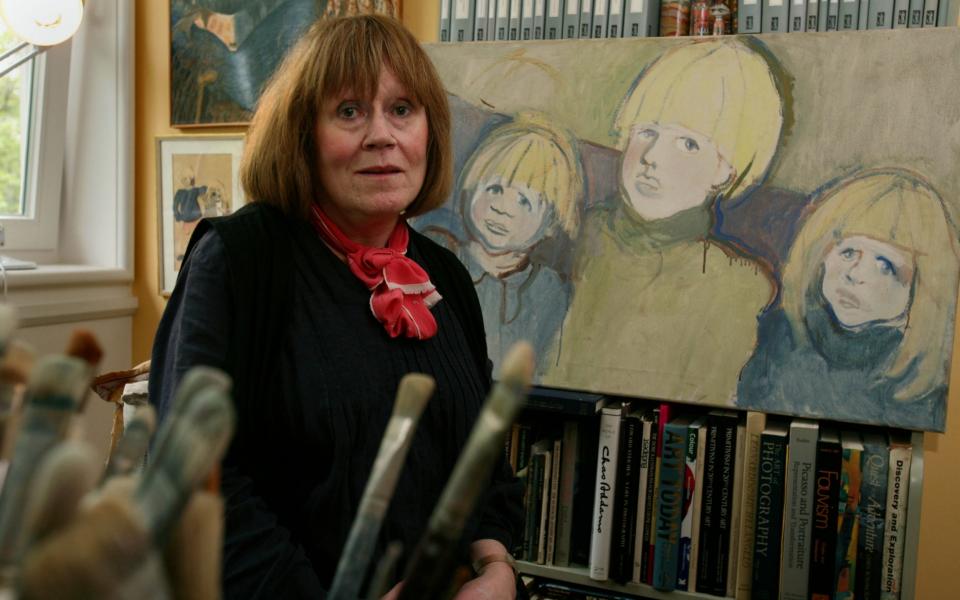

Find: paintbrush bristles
[393,373,435,419]
[63,330,103,369]
[18,494,150,600]
[23,441,99,545]
[498,340,535,385]
[0,341,34,386]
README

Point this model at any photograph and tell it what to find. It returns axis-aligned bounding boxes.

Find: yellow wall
[132,2,952,595]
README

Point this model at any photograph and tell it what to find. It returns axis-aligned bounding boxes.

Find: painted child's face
[469,177,551,252]
[821,235,914,329]
[620,122,733,221]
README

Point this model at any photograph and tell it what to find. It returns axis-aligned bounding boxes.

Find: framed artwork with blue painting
[170,0,402,127]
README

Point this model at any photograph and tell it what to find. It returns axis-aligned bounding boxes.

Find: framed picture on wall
[156,135,245,295]
[170,0,403,127]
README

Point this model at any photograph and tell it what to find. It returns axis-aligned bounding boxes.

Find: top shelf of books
[437,0,957,42]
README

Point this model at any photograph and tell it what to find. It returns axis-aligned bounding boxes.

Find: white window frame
[0,39,70,255]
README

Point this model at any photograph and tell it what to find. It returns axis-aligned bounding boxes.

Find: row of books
[438,0,953,42]
[508,393,916,599]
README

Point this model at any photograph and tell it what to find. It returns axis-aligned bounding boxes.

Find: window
[0,20,33,218]
[0,21,70,257]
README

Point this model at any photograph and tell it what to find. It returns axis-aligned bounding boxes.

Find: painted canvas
[170,0,401,126]
[415,29,960,431]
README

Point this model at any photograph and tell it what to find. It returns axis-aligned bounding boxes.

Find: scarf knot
[311,205,441,340]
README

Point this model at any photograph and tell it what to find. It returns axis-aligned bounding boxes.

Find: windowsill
[3,264,137,327]
[1,264,132,288]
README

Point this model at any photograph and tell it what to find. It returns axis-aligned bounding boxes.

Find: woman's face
[468,177,551,252]
[314,66,428,239]
[620,122,733,221]
[821,235,914,329]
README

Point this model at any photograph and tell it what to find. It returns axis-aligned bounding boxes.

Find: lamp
[0,0,84,78]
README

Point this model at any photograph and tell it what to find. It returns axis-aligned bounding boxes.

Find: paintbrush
[103,404,156,482]
[0,304,25,463]
[63,329,103,413]
[366,541,403,600]
[0,340,35,463]
[328,373,435,600]
[398,342,533,600]
[20,441,100,547]
[0,353,98,572]
[134,367,235,547]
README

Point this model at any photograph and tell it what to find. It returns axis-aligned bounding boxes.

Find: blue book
[751,423,788,600]
[524,386,608,417]
[652,416,690,591]
[856,432,889,600]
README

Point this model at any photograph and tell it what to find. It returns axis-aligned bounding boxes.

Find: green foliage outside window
[0,23,26,216]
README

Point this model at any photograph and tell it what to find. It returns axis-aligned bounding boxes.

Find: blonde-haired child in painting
[549,39,783,404]
[426,112,584,377]
[737,169,960,431]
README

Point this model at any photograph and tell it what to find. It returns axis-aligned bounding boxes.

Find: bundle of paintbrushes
[0,309,236,599]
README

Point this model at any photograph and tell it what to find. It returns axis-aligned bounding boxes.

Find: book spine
[735,413,766,599]
[631,415,653,584]
[610,416,640,583]
[807,0,821,28]
[589,408,621,581]
[554,421,579,567]
[762,0,789,31]
[839,0,860,29]
[836,445,864,600]
[522,451,545,561]
[474,0,489,39]
[714,417,737,596]
[808,438,842,600]
[687,421,708,591]
[545,0,564,38]
[517,425,532,473]
[741,0,763,30]
[537,449,553,564]
[580,0,594,36]
[726,421,746,597]
[695,417,725,595]
[439,0,452,41]
[892,0,911,25]
[563,0,581,38]
[751,433,787,600]
[571,419,600,567]
[781,422,818,600]
[677,421,699,590]
[652,421,687,591]
[640,409,661,584]
[857,437,889,600]
[908,0,925,25]
[791,0,808,30]
[609,0,626,36]
[452,0,476,41]
[546,438,562,565]
[881,444,911,600]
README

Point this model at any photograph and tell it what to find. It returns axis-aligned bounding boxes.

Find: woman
[150,15,522,599]
[737,168,960,431]
[549,39,782,405]
[422,112,584,377]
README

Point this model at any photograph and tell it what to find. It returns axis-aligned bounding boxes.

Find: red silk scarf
[310,205,441,340]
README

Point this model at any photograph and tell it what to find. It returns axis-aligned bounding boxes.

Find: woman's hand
[452,561,516,600]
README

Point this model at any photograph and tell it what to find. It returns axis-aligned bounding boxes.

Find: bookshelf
[512,404,926,600]
[518,560,723,600]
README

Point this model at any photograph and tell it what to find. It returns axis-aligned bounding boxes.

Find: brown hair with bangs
[240,15,452,221]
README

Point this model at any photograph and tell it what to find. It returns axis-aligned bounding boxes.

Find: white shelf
[517,561,731,600]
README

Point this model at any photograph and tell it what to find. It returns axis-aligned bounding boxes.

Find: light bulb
[0,0,84,47]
